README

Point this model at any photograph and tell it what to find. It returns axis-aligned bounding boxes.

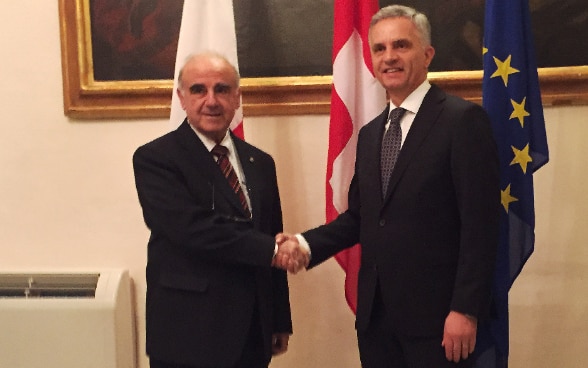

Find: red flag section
[328,0,386,312]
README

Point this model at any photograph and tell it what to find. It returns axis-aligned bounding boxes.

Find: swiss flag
[169,0,244,138]
[328,0,386,312]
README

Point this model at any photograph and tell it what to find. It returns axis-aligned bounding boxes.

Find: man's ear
[176,88,187,110]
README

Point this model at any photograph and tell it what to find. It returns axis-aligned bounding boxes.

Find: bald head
[178,52,240,90]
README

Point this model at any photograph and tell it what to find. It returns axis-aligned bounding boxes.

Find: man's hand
[271,333,290,355]
[441,311,477,363]
[273,233,309,274]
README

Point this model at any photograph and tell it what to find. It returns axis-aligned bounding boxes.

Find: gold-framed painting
[59,0,588,119]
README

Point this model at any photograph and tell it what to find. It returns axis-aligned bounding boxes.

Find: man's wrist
[295,234,311,259]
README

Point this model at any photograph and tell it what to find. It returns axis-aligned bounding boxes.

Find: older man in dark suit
[133,52,291,368]
[275,4,500,368]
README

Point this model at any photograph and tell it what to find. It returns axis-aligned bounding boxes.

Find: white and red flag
[327,0,386,312]
[169,0,244,138]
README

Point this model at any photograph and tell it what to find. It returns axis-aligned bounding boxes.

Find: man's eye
[189,85,206,95]
[214,84,231,94]
[372,45,384,52]
[394,40,410,49]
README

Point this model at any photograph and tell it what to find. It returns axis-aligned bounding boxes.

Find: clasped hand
[272,233,309,274]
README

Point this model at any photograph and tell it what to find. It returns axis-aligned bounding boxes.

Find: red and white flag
[169,0,244,138]
[328,0,386,312]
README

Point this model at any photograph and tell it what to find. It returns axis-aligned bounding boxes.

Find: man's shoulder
[138,120,197,149]
[428,83,478,110]
[135,129,177,154]
[360,108,387,133]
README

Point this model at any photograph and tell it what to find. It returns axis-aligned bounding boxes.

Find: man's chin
[382,81,406,93]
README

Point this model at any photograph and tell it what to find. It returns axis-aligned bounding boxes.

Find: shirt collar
[189,125,234,155]
[389,80,431,116]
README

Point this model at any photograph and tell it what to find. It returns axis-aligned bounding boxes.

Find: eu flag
[477,0,549,366]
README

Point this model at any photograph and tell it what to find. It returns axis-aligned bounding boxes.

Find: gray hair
[177,51,240,89]
[370,5,431,46]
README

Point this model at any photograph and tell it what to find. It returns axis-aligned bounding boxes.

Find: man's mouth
[383,67,402,74]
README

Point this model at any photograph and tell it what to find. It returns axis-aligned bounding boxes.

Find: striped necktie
[211,144,251,218]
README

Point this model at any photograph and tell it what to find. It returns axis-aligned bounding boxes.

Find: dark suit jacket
[304,84,500,337]
[133,120,292,367]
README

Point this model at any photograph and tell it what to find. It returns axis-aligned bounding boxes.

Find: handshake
[272,233,310,274]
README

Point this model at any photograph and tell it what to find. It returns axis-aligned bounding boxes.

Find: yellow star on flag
[510,143,533,174]
[483,46,488,55]
[501,184,518,213]
[510,97,530,127]
[491,55,519,86]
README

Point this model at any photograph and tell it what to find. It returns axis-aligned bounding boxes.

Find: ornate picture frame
[59,0,588,119]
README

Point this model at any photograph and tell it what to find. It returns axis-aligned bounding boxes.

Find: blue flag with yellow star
[476,0,549,367]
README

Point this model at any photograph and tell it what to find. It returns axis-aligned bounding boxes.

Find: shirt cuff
[295,234,311,259]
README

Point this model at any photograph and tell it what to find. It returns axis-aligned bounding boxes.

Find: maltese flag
[327,0,386,312]
[169,0,244,138]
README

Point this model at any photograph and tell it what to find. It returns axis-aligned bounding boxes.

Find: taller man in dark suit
[133,52,292,368]
[275,4,500,368]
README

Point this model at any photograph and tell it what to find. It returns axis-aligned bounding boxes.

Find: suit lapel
[354,107,390,211]
[232,134,261,225]
[382,85,446,204]
[174,121,250,218]
[174,120,218,175]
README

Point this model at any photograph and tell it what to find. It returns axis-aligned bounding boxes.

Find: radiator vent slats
[0,273,99,298]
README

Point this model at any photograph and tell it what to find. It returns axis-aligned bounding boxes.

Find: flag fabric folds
[169,0,244,138]
[327,0,386,312]
[477,0,549,366]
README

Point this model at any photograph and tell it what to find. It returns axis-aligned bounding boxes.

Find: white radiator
[0,269,135,368]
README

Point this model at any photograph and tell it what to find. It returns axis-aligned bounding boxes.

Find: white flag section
[330,30,386,213]
[169,0,243,137]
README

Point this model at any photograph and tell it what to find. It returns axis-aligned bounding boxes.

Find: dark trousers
[150,309,267,368]
[357,288,474,368]
[150,337,266,368]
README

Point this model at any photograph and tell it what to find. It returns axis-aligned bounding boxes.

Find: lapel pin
[249,156,255,163]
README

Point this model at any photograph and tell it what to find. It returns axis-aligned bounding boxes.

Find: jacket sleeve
[449,103,500,318]
[303,172,361,268]
[265,156,293,334]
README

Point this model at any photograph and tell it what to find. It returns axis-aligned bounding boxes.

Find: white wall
[0,2,586,367]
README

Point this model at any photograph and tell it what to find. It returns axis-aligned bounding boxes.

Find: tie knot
[388,107,406,124]
[211,144,229,157]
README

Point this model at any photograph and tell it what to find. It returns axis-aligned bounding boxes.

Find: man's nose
[204,91,219,105]
[383,47,398,61]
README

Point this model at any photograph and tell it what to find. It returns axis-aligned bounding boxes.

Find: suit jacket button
[379,219,385,226]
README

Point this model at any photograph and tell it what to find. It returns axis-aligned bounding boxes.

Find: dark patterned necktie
[211,144,251,218]
[380,107,406,197]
